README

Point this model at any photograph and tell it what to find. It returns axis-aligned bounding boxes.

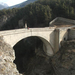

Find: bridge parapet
[0,27,55,36]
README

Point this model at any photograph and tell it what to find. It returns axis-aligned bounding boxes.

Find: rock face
[0,36,22,75]
[52,40,75,75]
[23,55,55,75]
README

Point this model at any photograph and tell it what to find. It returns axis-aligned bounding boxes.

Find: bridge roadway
[0,27,54,36]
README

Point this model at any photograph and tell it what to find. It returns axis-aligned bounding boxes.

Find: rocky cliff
[52,40,75,75]
[0,36,22,75]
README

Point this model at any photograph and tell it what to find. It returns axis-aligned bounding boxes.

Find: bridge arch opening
[13,36,54,74]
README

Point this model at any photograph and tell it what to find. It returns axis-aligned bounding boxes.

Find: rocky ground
[52,40,75,75]
[0,36,22,75]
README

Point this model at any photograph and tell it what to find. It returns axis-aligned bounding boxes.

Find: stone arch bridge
[0,26,72,56]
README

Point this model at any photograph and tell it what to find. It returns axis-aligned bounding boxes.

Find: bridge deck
[0,27,55,36]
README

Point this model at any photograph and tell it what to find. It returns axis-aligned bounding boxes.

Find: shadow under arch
[13,36,54,73]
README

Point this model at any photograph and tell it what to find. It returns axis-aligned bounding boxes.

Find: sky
[0,0,27,6]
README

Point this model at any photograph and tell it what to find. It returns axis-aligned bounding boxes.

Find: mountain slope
[0,2,9,10]
[0,4,5,9]
[9,0,37,8]
[0,2,8,7]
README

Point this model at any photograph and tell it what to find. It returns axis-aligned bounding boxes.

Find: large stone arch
[13,36,54,56]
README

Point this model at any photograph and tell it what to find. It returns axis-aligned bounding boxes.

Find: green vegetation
[1,0,75,30]
[0,8,18,17]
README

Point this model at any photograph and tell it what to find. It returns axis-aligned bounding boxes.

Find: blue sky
[0,0,27,6]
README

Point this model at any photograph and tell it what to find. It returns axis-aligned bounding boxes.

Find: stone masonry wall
[59,29,68,48]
